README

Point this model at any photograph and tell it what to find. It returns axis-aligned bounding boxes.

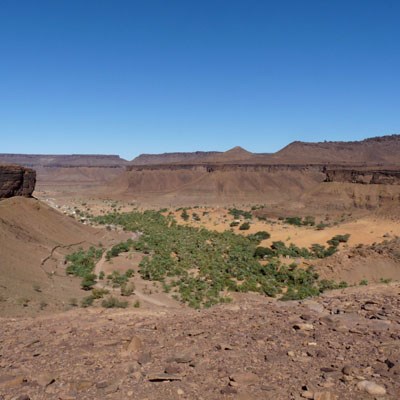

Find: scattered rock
[126,336,143,355]
[35,373,56,387]
[220,385,238,394]
[357,380,386,396]
[147,373,183,382]
[230,372,259,386]
[0,375,26,389]
[293,323,314,331]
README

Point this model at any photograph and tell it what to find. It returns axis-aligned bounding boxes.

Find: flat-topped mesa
[0,165,36,198]
[0,154,128,168]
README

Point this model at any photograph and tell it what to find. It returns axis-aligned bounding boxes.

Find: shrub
[121,282,135,296]
[80,273,97,291]
[181,209,189,221]
[192,213,201,221]
[284,216,303,226]
[303,216,316,226]
[254,246,275,258]
[327,234,350,246]
[228,208,252,219]
[359,279,368,286]
[81,295,95,308]
[69,298,78,307]
[125,269,135,278]
[106,240,133,261]
[101,296,128,308]
[91,288,109,299]
[239,222,250,231]
[248,231,270,243]
[315,222,329,230]
[230,221,240,227]
[133,300,140,308]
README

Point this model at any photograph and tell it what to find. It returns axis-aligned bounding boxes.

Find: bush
[230,221,240,227]
[327,234,350,246]
[228,208,252,220]
[101,296,128,308]
[284,217,303,226]
[239,222,250,231]
[81,295,95,308]
[248,231,270,243]
[80,273,97,290]
[69,298,78,307]
[254,246,275,258]
[121,282,135,296]
[91,288,109,299]
[359,279,368,286]
[181,209,189,221]
[106,239,133,261]
[133,300,140,308]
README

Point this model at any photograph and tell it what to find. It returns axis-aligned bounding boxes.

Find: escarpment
[0,165,36,198]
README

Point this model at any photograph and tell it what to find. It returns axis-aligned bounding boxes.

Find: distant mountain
[271,134,400,165]
[131,151,222,165]
[131,135,400,166]
[0,154,128,168]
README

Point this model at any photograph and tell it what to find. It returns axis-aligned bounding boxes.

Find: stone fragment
[230,372,259,386]
[293,323,314,331]
[126,336,143,355]
[147,373,183,381]
[357,380,386,396]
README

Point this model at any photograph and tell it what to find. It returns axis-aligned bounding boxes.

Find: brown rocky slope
[0,197,126,317]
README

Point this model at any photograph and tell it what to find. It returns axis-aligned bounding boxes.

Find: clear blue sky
[1,0,399,160]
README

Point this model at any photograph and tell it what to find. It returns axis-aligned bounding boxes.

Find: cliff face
[0,165,36,198]
[118,163,325,206]
[325,169,400,185]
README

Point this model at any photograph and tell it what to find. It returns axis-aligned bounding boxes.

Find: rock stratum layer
[0,165,36,198]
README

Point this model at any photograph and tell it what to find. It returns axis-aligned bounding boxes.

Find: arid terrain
[1,135,400,399]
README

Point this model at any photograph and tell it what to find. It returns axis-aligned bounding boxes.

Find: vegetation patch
[90,210,347,308]
[228,208,252,220]
[65,247,103,290]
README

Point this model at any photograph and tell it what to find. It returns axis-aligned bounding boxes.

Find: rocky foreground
[1,284,400,400]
